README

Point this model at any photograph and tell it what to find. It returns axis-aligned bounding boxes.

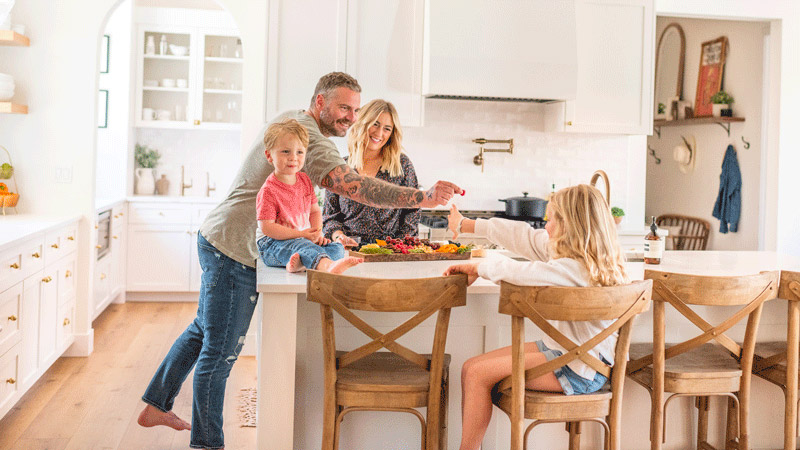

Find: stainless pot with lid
[499,192,548,218]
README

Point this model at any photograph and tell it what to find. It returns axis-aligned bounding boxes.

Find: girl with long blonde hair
[444,184,628,450]
[322,99,421,244]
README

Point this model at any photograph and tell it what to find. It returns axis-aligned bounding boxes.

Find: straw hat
[673,135,697,174]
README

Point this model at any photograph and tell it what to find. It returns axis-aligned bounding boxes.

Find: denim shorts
[257,236,344,270]
[535,340,609,395]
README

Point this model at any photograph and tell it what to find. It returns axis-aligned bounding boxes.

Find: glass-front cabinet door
[199,31,243,128]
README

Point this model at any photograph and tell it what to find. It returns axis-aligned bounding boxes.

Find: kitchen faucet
[590,169,610,205]
[181,165,193,196]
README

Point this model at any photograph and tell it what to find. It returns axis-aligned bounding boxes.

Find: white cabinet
[93,203,127,321]
[126,202,212,292]
[134,14,242,130]
[344,0,425,126]
[546,0,655,134]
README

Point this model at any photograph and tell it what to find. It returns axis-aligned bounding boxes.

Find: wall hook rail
[741,136,750,149]
[648,145,661,164]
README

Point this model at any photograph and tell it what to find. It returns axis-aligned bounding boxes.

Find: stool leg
[440,375,448,450]
[696,396,709,449]
[725,396,739,450]
[567,421,581,450]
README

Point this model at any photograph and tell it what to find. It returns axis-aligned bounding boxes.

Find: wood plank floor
[0,302,257,450]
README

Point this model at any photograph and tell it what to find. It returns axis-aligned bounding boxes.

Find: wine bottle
[644,216,663,264]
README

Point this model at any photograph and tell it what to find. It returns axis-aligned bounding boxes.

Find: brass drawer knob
[5,378,15,384]
[96,245,102,249]
[95,225,99,229]
[51,243,59,249]
[113,235,118,239]
[566,121,573,126]
[32,252,40,258]
[194,119,201,125]
[100,273,107,280]
[42,276,53,283]
[9,263,19,269]
[67,236,75,241]
[63,318,71,326]
[65,270,71,278]
[119,212,124,216]
[7,315,16,321]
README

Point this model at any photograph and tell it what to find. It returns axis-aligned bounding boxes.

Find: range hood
[422,0,577,103]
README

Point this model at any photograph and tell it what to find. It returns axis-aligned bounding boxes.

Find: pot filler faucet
[472,138,513,173]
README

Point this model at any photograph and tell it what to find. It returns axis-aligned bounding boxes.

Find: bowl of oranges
[0,182,19,208]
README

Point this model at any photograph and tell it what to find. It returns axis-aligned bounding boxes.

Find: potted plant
[134,144,161,195]
[710,91,734,118]
[611,206,625,225]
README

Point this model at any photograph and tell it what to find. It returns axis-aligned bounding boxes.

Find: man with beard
[136,72,462,450]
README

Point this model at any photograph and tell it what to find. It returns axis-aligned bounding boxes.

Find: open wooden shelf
[0,30,30,46]
[0,102,28,114]
[653,116,745,137]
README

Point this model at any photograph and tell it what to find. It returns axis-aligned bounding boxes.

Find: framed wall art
[100,34,110,74]
[98,89,108,128]
[694,36,728,117]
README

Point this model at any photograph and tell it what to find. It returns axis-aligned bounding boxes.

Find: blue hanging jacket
[712,144,741,233]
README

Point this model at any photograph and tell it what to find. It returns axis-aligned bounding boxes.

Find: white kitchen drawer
[56,298,75,352]
[0,343,20,416]
[128,203,192,225]
[56,257,76,306]
[20,239,45,280]
[192,204,215,227]
[0,284,22,357]
[0,246,23,294]
[44,224,78,264]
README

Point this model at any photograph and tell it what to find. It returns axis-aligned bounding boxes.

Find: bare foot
[327,257,363,274]
[286,253,306,273]
[137,404,191,431]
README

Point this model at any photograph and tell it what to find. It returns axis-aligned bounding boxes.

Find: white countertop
[127,195,221,204]
[0,214,81,252]
[95,197,126,213]
[257,250,800,294]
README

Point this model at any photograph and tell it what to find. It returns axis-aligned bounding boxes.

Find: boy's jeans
[141,233,257,449]
[257,236,345,270]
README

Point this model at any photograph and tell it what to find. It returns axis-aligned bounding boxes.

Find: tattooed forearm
[321,165,425,208]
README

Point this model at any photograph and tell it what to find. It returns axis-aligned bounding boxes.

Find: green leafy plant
[611,206,625,218]
[710,91,734,105]
[657,103,666,114]
[135,144,161,169]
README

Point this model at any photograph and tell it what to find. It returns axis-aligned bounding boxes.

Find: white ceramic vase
[712,104,728,118]
[135,168,155,195]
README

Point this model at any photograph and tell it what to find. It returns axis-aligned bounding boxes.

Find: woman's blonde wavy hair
[347,99,404,177]
[547,184,629,287]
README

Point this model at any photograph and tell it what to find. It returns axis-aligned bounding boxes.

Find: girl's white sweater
[474,218,616,380]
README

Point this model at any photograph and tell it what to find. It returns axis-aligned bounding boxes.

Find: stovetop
[420,210,546,229]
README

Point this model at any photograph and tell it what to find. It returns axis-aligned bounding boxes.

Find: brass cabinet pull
[566,121,573,126]
[9,263,19,269]
[51,243,59,249]
[95,224,99,229]
[65,270,71,278]
[32,252,40,258]
[119,212,124,216]
[114,214,119,218]
[63,318,70,326]
[95,245,102,249]
[67,236,75,241]
[194,119,201,125]
[7,315,16,321]
[100,273,107,280]
[42,276,53,283]
[113,235,118,239]
[5,378,15,384]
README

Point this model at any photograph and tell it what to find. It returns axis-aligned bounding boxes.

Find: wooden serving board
[348,250,471,262]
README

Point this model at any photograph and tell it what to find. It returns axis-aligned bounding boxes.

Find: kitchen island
[255,251,800,450]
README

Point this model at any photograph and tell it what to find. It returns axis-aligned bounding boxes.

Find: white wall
[645,17,767,250]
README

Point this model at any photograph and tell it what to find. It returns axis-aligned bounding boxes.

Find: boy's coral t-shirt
[256,173,315,231]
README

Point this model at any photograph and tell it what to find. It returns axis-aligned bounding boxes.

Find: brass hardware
[113,235,118,239]
[7,315,16,321]
[100,273,107,280]
[51,243,59,249]
[67,236,74,241]
[186,231,192,235]
[159,212,165,216]
[181,165,193,196]
[119,212,124,216]
[9,263,19,269]
[589,170,611,205]
[43,276,53,283]
[95,224,99,229]
[472,138,514,173]
[63,318,70,326]
[194,119,201,125]
[6,378,15,384]
[65,270,71,278]
[32,252,40,258]
[96,245,102,249]
[566,121,573,126]
[114,214,119,218]
[206,172,216,197]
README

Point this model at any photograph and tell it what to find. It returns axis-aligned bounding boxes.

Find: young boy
[256,119,362,273]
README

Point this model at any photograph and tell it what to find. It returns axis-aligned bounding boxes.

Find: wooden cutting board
[348,250,471,262]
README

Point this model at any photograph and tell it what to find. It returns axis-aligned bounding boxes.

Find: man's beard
[319,108,351,137]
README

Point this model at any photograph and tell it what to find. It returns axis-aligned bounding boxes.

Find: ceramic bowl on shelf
[143,79,158,87]
[176,78,188,88]
[0,73,12,82]
[0,90,14,102]
[160,78,176,88]
[0,81,13,91]
[169,44,188,57]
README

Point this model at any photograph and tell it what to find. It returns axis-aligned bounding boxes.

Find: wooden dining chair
[306,270,468,450]
[656,214,711,250]
[491,279,653,450]
[627,270,780,450]
[752,270,800,450]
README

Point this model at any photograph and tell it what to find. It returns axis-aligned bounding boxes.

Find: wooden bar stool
[656,214,711,250]
[753,270,800,450]
[306,270,468,450]
[627,270,780,450]
[491,280,653,450]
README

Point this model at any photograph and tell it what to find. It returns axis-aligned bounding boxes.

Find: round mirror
[654,23,685,118]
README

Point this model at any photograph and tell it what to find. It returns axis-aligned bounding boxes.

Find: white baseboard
[125,291,199,302]
[63,329,94,357]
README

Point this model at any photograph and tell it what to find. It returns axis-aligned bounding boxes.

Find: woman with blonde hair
[444,184,629,450]
[323,99,420,244]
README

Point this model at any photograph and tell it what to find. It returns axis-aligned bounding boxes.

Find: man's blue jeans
[141,233,257,449]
